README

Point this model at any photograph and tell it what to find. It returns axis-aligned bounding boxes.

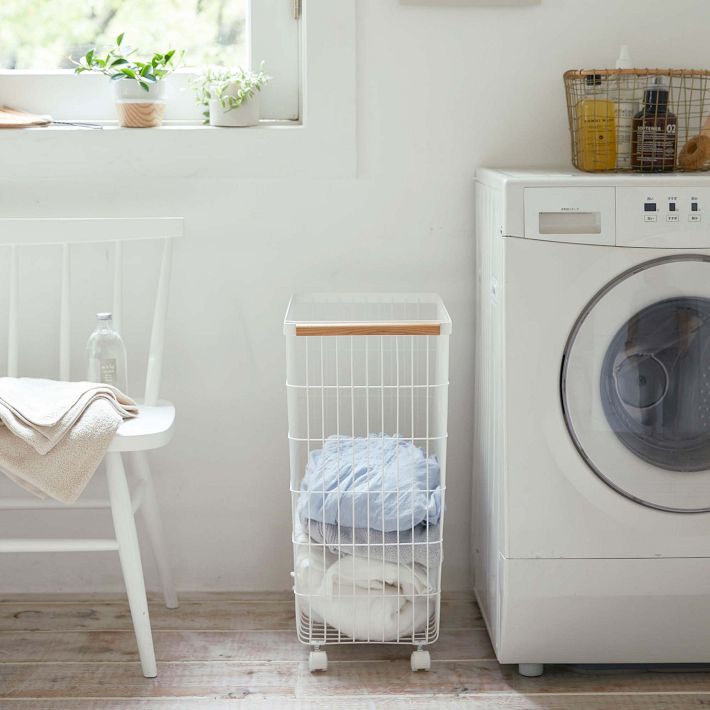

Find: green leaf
[164,49,175,63]
[85,49,94,66]
[120,67,137,78]
[116,32,124,46]
[139,80,150,92]
[110,73,125,81]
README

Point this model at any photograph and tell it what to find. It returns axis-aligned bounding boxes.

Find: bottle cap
[96,312,113,320]
[644,77,669,108]
[616,45,633,69]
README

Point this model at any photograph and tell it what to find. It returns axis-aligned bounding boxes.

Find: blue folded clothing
[297,434,442,533]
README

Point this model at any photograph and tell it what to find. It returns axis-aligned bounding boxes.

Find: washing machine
[473,168,710,677]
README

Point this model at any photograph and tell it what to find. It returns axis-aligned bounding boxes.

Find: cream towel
[294,523,437,641]
[0,378,138,503]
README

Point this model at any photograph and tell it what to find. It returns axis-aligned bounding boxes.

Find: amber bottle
[631,78,677,172]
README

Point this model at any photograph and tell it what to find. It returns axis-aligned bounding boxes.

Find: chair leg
[131,451,178,609]
[106,451,157,678]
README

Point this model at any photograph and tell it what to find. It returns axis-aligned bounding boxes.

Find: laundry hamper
[284,293,451,672]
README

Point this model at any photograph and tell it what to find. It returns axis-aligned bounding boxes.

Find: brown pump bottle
[631,77,677,172]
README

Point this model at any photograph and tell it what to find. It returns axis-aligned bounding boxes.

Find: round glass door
[562,255,710,512]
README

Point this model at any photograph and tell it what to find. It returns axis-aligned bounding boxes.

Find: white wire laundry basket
[284,293,451,672]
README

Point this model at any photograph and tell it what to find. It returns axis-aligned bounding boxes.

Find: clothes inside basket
[294,523,438,642]
[297,434,442,533]
[301,519,442,567]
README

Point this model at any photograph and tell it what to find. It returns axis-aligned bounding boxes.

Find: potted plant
[192,65,271,127]
[73,33,181,128]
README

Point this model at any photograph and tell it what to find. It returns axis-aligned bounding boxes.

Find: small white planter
[112,80,167,128]
[208,94,260,127]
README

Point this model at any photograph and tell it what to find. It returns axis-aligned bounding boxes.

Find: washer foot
[518,663,544,677]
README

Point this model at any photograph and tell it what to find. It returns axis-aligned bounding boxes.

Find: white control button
[689,214,702,222]
[644,214,657,222]
[666,214,679,222]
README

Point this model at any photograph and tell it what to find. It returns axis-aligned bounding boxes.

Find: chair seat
[108,401,175,453]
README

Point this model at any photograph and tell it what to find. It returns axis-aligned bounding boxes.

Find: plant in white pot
[192,65,271,127]
[73,33,181,128]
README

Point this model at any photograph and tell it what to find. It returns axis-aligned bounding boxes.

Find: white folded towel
[0,378,138,503]
[294,525,437,641]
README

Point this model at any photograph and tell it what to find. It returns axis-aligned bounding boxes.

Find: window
[1,2,356,179]
[0,0,300,121]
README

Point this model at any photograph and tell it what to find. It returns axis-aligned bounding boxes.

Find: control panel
[522,185,710,247]
[523,187,615,245]
[616,187,710,248]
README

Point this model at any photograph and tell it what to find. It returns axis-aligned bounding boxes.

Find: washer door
[562,255,710,512]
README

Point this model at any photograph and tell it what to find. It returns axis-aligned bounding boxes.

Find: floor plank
[0,591,295,604]
[0,661,297,699]
[0,599,482,632]
[3,661,710,699]
[0,601,295,632]
[2,697,710,710]
[0,629,494,662]
[296,661,710,697]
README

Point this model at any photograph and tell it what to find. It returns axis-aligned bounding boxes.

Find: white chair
[0,217,183,678]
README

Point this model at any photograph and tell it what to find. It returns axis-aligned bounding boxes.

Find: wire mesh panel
[284,294,451,671]
[564,69,710,173]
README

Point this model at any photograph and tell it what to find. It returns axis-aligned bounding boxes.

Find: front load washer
[474,168,710,677]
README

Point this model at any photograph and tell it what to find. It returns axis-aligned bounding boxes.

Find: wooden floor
[1,592,710,708]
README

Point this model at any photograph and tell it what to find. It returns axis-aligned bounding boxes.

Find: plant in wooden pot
[73,33,181,128]
[192,65,271,127]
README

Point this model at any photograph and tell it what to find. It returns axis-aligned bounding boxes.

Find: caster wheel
[309,650,328,672]
[518,663,544,677]
[411,649,431,671]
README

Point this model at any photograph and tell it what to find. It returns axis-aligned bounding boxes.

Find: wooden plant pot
[113,80,167,128]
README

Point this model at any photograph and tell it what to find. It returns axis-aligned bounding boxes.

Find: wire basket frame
[564,68,710,173]
[284,294,451,669]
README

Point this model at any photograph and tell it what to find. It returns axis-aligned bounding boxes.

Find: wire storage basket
[284,293,451,673]
[564,69,710,173]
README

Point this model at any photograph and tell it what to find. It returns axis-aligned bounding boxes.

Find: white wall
[1,0,710,592]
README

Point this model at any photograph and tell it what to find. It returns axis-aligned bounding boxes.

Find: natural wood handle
[295,323,441,336]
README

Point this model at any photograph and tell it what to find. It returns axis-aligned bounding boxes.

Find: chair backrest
[0,218,183,405]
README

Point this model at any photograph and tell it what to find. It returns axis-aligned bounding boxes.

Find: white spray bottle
[614,45,637,169]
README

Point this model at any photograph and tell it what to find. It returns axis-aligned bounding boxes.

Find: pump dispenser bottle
[576,73,617,171]
[631,76,677,172]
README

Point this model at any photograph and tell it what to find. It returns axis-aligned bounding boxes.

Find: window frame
[0,0,356,179]
[0,0,300,122]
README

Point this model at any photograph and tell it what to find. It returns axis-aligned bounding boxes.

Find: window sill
[0,114,352,180]
[13,119,299,131]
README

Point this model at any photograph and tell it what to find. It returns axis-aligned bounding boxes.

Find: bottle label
[635,122,676,168]
[614,102,635,168]
[577,100,616,170]
[100,359,117,386]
